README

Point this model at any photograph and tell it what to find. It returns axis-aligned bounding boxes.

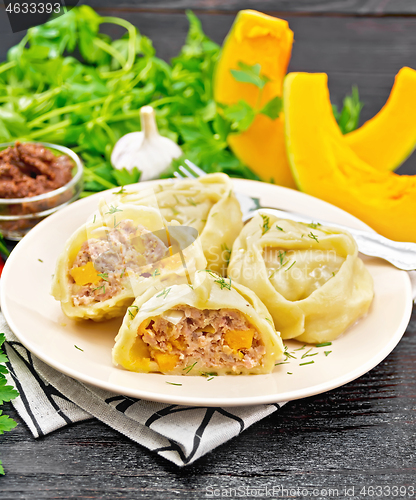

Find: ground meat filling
[70,220,168,306]
[0,141,73,198]
[140,307,267,371]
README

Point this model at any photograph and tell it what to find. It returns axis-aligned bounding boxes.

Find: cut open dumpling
[52,201,206,321]
[113,270,283,375]
[115,173,243,276]
[228,213,374,344]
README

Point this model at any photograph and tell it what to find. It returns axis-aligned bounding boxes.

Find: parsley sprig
[0,333,19,475]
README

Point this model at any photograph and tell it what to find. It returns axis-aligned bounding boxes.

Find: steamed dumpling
[228,213,374,344]
[113,270,283,375]
[115,173,243,276]
[51,201,206,321]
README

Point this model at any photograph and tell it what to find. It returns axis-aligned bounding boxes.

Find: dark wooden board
[1,305,415,499]
[76,0,416,15]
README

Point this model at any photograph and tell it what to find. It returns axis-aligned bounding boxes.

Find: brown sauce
[0,142,73,199]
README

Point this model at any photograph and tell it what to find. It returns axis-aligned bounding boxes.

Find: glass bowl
[0,142,84,241]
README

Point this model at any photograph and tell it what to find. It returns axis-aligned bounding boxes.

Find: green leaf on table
[112,167,141,186]
[0,410,18,435]
[230,61,270,90]
[333,86,363,134]
[260,96,283,120]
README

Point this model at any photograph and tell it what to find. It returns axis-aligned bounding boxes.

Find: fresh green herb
[324,351,332,356]
[283,346,296,361]
[114,216,122,228]
[265,318,272,323]
[221,243,231,267]
[127,305,139,319]
[114,186,127,195]
[302,351,318,359]
[200,371,217,378]
[186,197,197,206]
[98,272,109,282]
[260,214,271,235]
[285,261,296,272]
[120,268,126,279]
[278,250,287,266]
[93,215,96,224]
[156,287,171,299]
[0,333,19,475]
[308,232,319,243]
[38,259,43,263]
[308,222,321,229]
[287,372,293,375]
[276,225,284,231]
[332,272,335,277]
[332,86,363,135]
[74,345,83,351]
[207,376,215,381]
[166,382,182,386]
[151,268,160,278]
[294,345,306,351]
[183,362,197,374]
[275,362,289,366]
[93,284,106,294]
[170,207,179,216]
[214,276,232,290]
[316,342,332,347]
[105,205,123,215]
[299,361,315,366]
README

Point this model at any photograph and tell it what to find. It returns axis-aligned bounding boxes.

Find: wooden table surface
[1,1,416,498]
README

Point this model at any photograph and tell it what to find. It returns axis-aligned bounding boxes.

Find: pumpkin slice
[345,66,416,172]
[283,72,416,243]
[214,10,295,187]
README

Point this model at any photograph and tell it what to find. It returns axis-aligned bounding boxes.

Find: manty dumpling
[112,270,284,375]
[51,201,206,321]
[115,173,243,276]
[227,213,374,344]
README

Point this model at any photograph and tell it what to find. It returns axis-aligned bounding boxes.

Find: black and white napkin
[2,315,283,466]
[4,271,415,466]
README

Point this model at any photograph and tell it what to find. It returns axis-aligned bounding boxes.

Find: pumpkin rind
[283,72,416,243]
[214,10,295,187]
[345,66,416,172]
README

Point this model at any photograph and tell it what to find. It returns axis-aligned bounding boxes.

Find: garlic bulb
[111,106,182,182]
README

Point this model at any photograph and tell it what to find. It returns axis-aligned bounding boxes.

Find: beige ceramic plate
[1,179,413,406]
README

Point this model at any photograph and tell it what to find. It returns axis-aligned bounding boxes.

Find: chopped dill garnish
[166,382,182,386]
[38,258,43,263]
[275,362,289,366]
[186,197,197,206]
[283,346,297,361]
[207,377,215,381]
[316,342,332,347]
[152,268,160,278]
[188,284,193,289]
[260,214,271,235]
[221,243,231,266]
[157,287,171,299]
[173,194,180,204]
[170,207,179,216]
[278,250,287,266]
[300,361,315,366]
[324,351,332,356]
[285,261,296,272]
[93,214,96,224]
[74,345,83,351]
[287,372,293,375]
[308,232,319,243]
[200,371,217,378]
[114,186,126,195]
[332,272,335,277]
[128,305,139,319]
[120,268,126,279]
[93,284,106,294]
[98,272,109,282]
[265,318,272,323]
[105,205,123,215]
[276,225,284,231]
[215,276,232,290]
[114,216,122,228]
[294,345,306,351]
[308,222,321,229]
[228,190,232,198]
[183,362,197,374]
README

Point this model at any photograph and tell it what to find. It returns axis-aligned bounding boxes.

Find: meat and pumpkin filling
[136,306,266,372]
[69,220,168,306]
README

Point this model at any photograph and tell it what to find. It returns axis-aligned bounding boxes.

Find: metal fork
[175,160,416,271]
